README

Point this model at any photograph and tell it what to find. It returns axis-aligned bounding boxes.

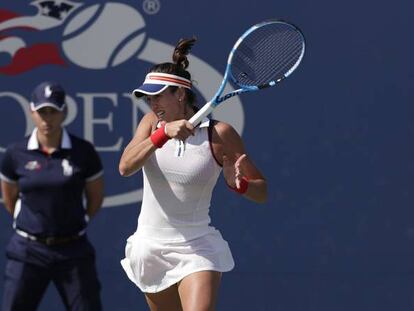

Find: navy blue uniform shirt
[0,128,103,237]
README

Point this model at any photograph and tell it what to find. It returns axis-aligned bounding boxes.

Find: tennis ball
[62,2,146,69]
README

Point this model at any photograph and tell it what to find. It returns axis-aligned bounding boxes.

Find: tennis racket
[189,19,305,127]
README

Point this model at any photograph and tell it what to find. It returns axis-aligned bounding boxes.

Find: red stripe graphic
[0,9,19,23]
[0,43,66,75]
[148,76,192,87]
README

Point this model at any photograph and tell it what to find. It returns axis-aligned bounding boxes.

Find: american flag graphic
[0,0,82,75]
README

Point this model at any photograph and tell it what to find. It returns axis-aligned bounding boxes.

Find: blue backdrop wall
[1,0,413,310]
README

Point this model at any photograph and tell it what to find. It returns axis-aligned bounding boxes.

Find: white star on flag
[0,0,83,32]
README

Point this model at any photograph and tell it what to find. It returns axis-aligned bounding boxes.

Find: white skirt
[120,228,235,293]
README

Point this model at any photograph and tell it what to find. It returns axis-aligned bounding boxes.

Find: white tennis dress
[121,119,235,293]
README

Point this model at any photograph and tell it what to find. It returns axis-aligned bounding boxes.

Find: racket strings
[238,30,301,84]
[271,32,303,77]
[231,23,304,87]
[238,27,302,82]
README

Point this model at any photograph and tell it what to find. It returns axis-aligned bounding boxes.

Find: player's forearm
[119,138,156,177]
[243,178,267,203]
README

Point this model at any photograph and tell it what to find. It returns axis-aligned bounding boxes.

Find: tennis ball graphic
[62,2,146,69]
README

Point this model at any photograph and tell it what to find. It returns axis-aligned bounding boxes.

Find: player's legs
[2,259,51,311]
[144,283,183,311]
[177,271,221,311]
[52,256,102,311]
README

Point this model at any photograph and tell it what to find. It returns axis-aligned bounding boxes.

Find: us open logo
[0,0,244,208]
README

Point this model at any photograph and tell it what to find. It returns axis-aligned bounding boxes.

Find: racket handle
[189,101,215,126]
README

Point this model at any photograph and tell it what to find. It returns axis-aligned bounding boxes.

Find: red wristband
[150,125,169,148]
[228,176,249,194]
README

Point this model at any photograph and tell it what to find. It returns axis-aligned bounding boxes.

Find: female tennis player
[119,38,267,311]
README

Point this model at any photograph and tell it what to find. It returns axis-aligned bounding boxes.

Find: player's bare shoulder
[130,111,159,141]
[142,111,158,128]
[211,120,241,143]
[135,111,158,134]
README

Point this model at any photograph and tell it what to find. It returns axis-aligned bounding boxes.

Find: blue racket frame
[188,19,305,127]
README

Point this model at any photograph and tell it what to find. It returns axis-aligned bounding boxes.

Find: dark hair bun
[172,37,197,69]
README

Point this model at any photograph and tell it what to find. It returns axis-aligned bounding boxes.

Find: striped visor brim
[133,73,192,98]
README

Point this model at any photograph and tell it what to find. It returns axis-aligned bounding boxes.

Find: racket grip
[189,101,215,126]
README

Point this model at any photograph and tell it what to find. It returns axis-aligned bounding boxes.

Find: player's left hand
[223,153,248,189]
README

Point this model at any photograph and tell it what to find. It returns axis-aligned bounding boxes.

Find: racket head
[228,20,305,89]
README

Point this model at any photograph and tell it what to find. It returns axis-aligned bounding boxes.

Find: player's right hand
[164,120,194,141]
